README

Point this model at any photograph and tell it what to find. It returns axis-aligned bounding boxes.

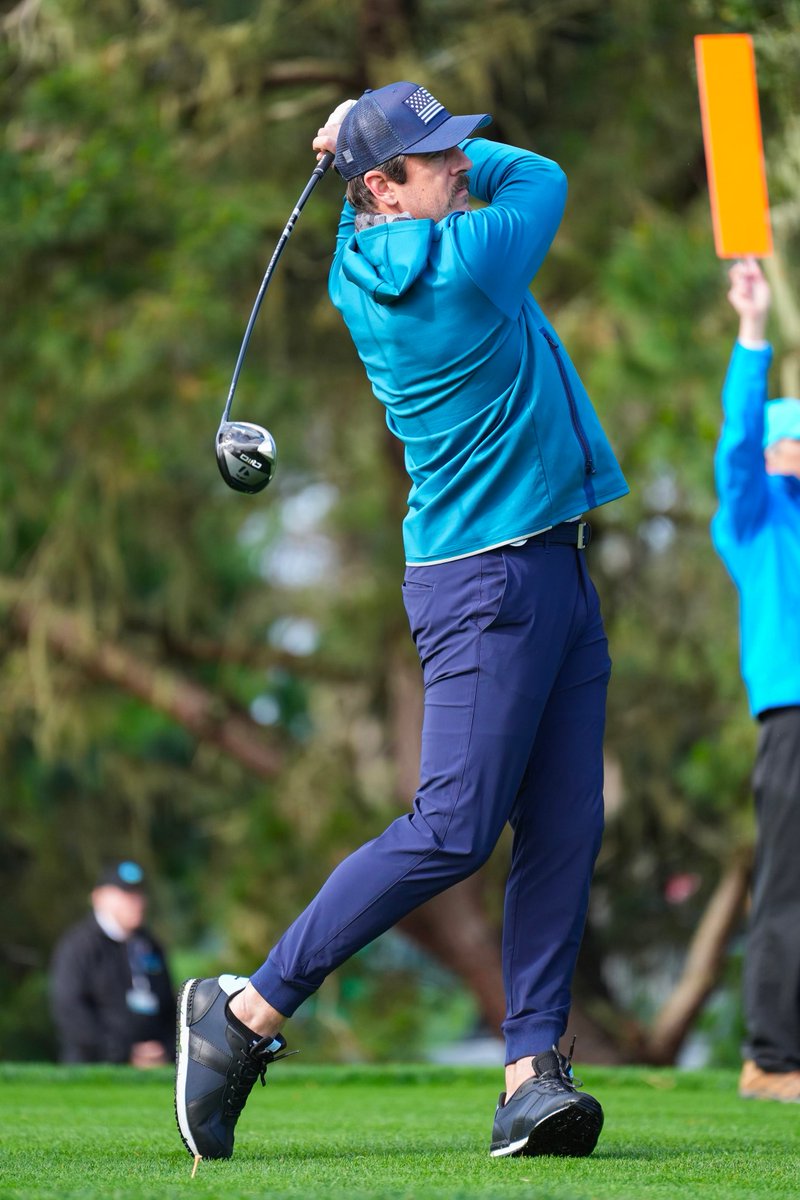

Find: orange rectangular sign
[695,33,772,258]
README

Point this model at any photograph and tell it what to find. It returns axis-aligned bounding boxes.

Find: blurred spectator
[50,860,175,1067]
[712,258,800,1103]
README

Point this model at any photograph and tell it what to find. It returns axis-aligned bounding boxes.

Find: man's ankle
[504,1057,536,1100]
[229,982,286,1039]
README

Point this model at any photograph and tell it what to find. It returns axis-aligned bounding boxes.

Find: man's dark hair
[346,154,408,212]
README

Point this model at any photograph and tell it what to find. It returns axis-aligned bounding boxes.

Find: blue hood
[341,220,436,305]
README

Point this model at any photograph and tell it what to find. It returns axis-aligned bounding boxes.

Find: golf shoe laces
[223,1037,297,1119]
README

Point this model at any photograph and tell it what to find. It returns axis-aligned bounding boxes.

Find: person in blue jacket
[711,257,800,1103]
[175,83,628,1163]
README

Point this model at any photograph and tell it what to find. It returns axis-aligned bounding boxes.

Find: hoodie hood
[340,219,436,305]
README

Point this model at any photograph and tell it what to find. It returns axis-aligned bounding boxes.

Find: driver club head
[216,421,277,494]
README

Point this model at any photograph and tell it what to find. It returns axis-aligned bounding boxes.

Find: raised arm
[449,137,568,319]
[714,258,772,539]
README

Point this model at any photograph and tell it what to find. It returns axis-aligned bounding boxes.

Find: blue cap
[96,860,146,891]
[334,82,491,180]
[764,398,800,448]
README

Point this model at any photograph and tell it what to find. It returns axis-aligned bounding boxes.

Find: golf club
[216,150,335,494]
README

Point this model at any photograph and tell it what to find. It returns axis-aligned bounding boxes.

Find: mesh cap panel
[337,97,406,177]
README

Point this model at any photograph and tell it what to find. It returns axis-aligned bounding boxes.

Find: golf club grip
[219,153,336,429]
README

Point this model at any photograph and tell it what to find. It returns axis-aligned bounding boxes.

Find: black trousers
[744,706,800,1071]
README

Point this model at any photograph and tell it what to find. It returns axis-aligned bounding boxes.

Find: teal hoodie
[329,137,629,564]
[711,342,800,717]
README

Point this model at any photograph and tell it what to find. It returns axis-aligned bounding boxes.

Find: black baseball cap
[335,82,491,180]
[95,860,146,892]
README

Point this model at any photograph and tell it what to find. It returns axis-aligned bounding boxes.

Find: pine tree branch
[0,578,283,779]
[126,616,362,681]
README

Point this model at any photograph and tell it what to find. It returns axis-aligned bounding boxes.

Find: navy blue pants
[251,535,610,1063]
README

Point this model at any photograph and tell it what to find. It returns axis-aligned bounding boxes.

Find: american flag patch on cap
[403,86,445,125]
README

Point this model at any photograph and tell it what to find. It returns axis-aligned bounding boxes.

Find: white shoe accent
[218,973,250,996]
[490,1135,529,1157]
[175,981,199,1158]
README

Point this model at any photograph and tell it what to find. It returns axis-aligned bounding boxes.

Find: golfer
[712,257,800,1103]
[176,82,628,1162]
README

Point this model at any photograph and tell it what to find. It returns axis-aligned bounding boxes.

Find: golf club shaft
[219,151,335,429]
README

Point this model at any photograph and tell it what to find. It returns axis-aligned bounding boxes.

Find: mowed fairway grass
[0,1063,798,1199]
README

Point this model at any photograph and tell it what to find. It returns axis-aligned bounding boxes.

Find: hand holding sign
[695,34,772,259]
[728,256,770,343]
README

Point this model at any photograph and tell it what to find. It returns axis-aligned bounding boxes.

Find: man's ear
[363,169,398,208]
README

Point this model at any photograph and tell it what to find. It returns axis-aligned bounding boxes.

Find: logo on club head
[216,422,276,493]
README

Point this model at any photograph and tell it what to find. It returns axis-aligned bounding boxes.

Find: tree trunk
[358,0,417,58]
[639,847,753,1064]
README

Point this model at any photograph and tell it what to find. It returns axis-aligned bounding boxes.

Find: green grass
[0,1063,797,1199]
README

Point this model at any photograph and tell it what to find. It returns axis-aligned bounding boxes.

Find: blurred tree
[0,0,798,1063]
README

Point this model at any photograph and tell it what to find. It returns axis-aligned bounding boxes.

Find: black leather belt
[530,521,591,549]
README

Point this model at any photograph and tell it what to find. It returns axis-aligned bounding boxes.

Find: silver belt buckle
[576,522,588,550]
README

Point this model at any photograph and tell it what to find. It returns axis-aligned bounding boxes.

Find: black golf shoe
[175,974,290,1160]
[489,1044,603,1158]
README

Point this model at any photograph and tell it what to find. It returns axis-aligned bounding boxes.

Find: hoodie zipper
[540,327,596,475]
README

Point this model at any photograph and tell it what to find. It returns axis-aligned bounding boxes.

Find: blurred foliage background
[1,0,799,1065]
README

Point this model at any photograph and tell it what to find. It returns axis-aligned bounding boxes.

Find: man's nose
[450,147,472,172]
